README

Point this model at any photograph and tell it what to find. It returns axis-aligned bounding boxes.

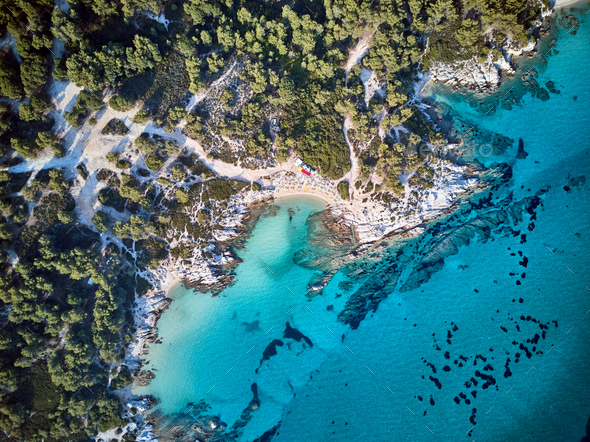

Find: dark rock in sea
[430,397,435,406]
[429,376,442,389]
[454,396,460,404]
[516,138,529,159]
[443,365,451,372]
[252,422,282,442]
[563,185,571,192]
[474,369,496,389]
[260,339,284,365]
[519,343,533,358]
[545,80,560,94]
[536,87,550,101]
[251,383,259,401]
[284,322,313,347]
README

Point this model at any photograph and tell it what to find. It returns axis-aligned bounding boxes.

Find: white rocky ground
[333,155,477,243]
[429,52,504,92]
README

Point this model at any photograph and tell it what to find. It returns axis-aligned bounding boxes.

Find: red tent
[301,169,311,176]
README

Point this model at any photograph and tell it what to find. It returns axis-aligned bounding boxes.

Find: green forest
[0,0,545,439]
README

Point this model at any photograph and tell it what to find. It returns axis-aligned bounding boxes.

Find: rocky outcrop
[430,54,502,93]
[429,37,538,93]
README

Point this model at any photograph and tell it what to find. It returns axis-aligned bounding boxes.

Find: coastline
[121,1,579,435]
[555,0,588,8]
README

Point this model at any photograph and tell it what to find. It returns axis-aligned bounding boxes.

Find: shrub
[132,109,150,124]
[109,96,135,112]
[115,159,131,169]
[170,164,186,180]
[11,138,41,158]
[78,90,104,110]
[92,211,110,233]
[88,117,97,126]
[76,164,88,180]
[175,188,189,204]
[102,119,129,135]
[97,169,112,181]
[19,94,51,121]
[337,181,349,199]
[64,102,88,129]
[144,154,164,171]
[57,211,76,224]
[106,152,120,163]
[52,57,68,81]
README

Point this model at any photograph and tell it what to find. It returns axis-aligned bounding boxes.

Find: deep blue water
[135,7,590,441]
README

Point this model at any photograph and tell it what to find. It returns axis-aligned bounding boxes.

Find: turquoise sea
[134,7,590,441]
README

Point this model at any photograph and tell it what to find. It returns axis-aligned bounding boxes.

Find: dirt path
[344,28,375,86]
[342,114,360,199]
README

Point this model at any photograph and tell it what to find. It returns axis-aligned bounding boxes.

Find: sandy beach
[554,0,588,8]
[273,189,338,205]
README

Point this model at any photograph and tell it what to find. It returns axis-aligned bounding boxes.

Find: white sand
[554,0,587,8]
[273,190,335,205]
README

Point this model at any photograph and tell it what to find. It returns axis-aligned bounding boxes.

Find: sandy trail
[344,28,375,86]
[342,115,359,198]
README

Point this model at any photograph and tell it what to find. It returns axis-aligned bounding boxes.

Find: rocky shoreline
[124,194,279,441]
[428,0,554,93]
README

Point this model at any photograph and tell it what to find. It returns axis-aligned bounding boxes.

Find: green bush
[64,102,88,129]
[132,109,151,124]
[102,119,129,135]
[115,160,131,169]
[145,154,164,171]
[92,211,110,233]
[76,164,88,180]
[337,181,349,199]
[109,96,135,112]
[78,90,105,110]
[106,152,120,163]
[11,138,41,158]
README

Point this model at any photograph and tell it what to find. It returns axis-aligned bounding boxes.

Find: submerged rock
[516,138,529,159]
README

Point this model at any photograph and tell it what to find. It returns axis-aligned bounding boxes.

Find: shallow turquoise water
[135,9,590,441]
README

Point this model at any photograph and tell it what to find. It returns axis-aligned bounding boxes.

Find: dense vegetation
[0,169,133,440]
[0,0,545,439]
